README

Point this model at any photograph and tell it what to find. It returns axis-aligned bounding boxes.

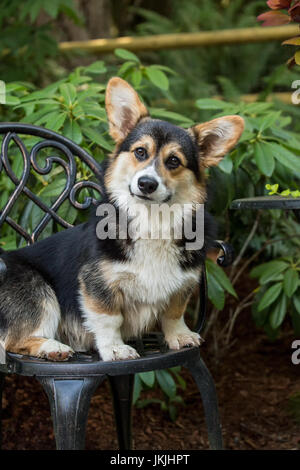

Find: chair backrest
[0,123,104,246]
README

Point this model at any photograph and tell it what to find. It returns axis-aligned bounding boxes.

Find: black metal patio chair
[0,123,233,450]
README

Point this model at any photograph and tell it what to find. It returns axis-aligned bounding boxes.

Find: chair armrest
[212,240,235,268]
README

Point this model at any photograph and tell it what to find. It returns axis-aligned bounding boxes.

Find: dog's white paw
[165,331,203,350]
[38,339,74,361]
[100,344,140,361]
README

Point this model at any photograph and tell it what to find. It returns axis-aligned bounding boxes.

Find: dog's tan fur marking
[79,277,123,315]
[6,337,45,356]
[163,291,190,320]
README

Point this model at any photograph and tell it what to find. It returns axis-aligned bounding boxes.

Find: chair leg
[109,374,134,450]
[37,375,104,450]
[187,356,223,450]
[0,373,5,449]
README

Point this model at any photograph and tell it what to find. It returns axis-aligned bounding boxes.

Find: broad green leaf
[283,268,299,298]
[254,141,275,177]
[82,126,113,152]
[5,95,20,106]
[146,66,169,90]
[259,272,284,285]
[259,112,281,133]
[45,111,67,131]
[206,259,237,298]
[59,83,77,106]
[81,103,106,121]
[115,48,140,63]
[57,202,77,225]
[258,282,282,312]
[207,271,225,310]
[63,119,83,144]
[155,370,176,399]
[130,68,142,87]
[149,108,194,125]
[195,99,232,110]
[117,61,136,77]
[250,260,289,280]
[42,178,66,197]
[266,142,300,174]
[269,293,287,329]
[84,61,106,74]
[218,153,233,174]
[139,371,155,388]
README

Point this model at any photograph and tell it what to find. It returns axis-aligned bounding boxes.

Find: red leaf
[257,10,291,25]
[267,0,292,10]
[289,2,300,22]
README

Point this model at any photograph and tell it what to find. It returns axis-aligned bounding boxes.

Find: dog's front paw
[38,339,74,361]
[100,344,140,362]
[165,331,203,350]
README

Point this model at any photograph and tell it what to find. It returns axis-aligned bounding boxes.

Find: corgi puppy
[0,78,244,362]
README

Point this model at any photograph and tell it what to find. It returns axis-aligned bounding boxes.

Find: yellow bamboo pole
[59,25,300,54]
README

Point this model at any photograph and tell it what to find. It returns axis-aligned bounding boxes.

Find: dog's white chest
[111,239,199,305]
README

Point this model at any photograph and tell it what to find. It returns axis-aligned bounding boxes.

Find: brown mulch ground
[1,305,299,450]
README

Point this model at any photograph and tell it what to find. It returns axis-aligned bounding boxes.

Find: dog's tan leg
[5,337,74,361]
[161,292,201,350]
[79,288,139,361]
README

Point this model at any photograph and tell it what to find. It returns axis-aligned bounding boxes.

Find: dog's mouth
[129,186,153,201]
[128,186,172,203]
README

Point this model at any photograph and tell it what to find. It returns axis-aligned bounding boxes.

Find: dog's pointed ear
[190,115,245,168]
[105,77,149,143]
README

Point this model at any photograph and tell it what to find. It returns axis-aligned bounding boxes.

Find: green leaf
[130,68,142,87]
[5,95,21,106]
[63,119,82,144]
[117,61,136,77]
[283,269,299,298]
[250,260,289,280]
[45,111,67,132]
[59,83,77,106]
[149,108,193,125]
[195,99,232,110]
[84,61,106,74]
[267,142,300,174]
[115,48,140,63]
[82,126,113,152]
[218,153,233,174]
[206,259,237,298]
[145,66,169,90]
[207,271,225,310]
[254,141,275,177]
[139,371,155,388]
[269,293,287,329]
[41,178,66,197]
[258,282,282,312]
[259,112,281,133]
[155,370,176,399]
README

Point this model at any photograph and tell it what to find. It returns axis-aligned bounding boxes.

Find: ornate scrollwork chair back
[0,123,103,247]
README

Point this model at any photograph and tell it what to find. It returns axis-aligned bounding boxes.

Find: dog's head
[104,77,244,210]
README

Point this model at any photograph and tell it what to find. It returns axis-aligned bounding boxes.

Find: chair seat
[0,333,201,377]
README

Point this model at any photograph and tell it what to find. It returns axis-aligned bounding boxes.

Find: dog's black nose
[138,176,158,194]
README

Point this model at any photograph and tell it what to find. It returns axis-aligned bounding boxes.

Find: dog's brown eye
[134,147,148,161]
[165,155,181,170]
